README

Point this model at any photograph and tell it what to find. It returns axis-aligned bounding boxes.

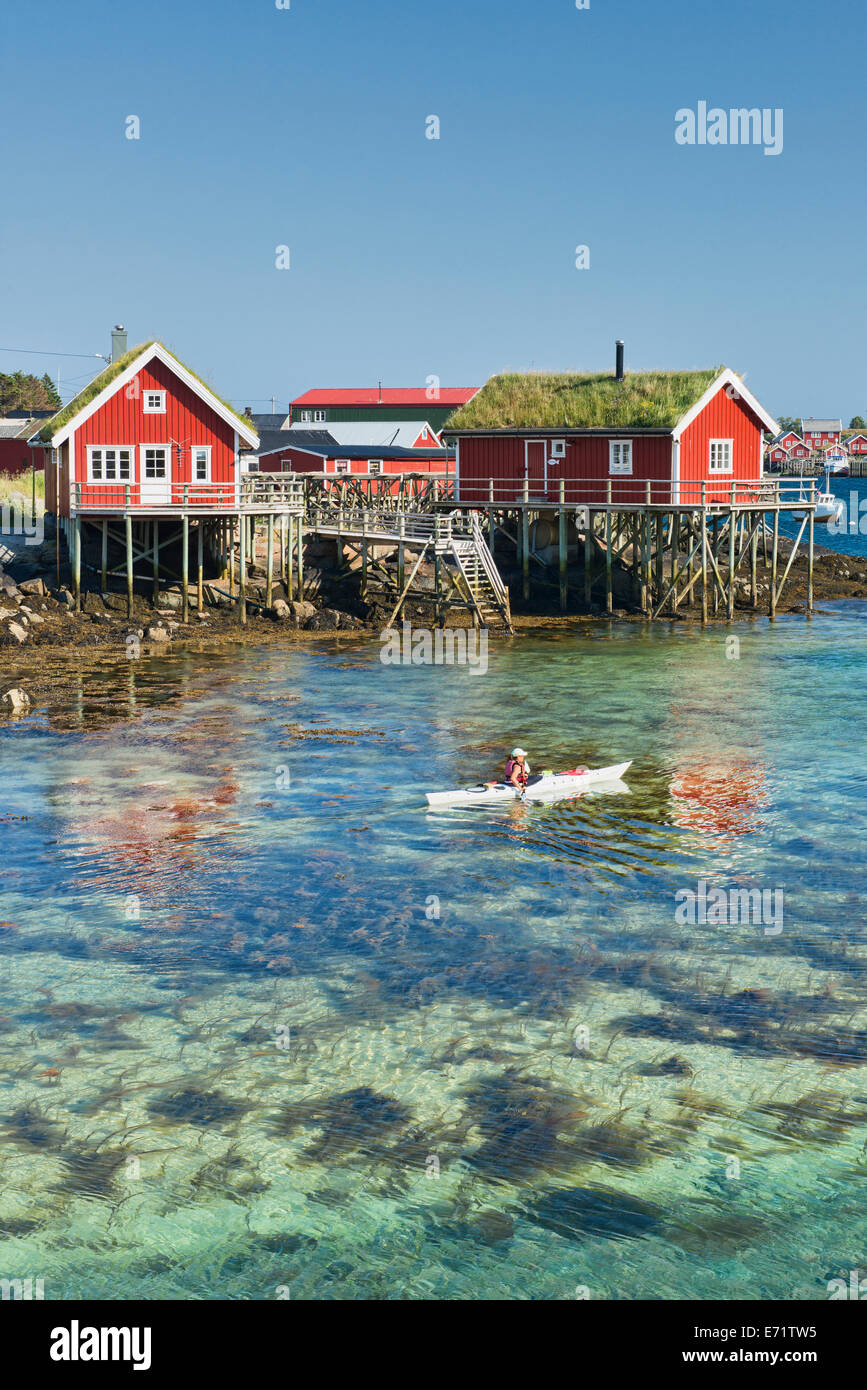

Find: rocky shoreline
[0,526,864,680]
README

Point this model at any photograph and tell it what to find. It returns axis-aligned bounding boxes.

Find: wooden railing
[454,477,818,509]
[73,476,305,515]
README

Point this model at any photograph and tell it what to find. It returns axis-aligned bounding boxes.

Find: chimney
[615,340,624,381]
[378,380,382,404]
[111,324,127,363]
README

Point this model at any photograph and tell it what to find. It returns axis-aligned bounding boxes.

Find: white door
[139,445,172,505]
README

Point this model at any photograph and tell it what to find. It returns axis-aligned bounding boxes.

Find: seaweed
[527,1185,663,1242]
[1,1105,67,1151]
[272,1086,413,1162]
[56,1145,129,1198]
[147,1087,250,1128]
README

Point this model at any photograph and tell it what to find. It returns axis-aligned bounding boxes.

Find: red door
[526,441,547,498]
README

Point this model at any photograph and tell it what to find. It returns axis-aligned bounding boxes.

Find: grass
[446,369,723,430]
[38,342,256,442]
[0,467,45,514]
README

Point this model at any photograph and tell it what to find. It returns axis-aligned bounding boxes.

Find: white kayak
[425,761,632,808]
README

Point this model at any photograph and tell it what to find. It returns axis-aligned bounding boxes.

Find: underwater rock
[1,687,30,711]
[527,1185,663,1242]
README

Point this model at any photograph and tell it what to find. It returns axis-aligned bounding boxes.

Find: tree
[0,371,61,414]
[776,415,800,435]
[849,415,865,430]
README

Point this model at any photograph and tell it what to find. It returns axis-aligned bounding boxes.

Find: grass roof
[446,369,723,431]
[38,342,255,441]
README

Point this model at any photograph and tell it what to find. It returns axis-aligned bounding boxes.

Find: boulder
[289,600,316,620]
[305,608,342,631]
[18,577,47,597]
[144,624,171,643]
[270,599,291,620]
[0,577,21,599]
[1,687,30,711]
[22,610,44,625]
[54,589,75,609]
[3,622,28,645]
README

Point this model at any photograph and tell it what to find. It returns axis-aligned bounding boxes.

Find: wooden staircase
[441,516,512,634]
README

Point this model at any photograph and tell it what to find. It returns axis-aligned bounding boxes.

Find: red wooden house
[289,386,479,434]
[0,415,49,476]
[38,339,258,516]
[446,357,778,507]
[844,432,867,455]
[801,418,842,451]
[253,429,452,482]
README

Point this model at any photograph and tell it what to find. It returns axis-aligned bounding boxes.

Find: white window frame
[708,438,733,474]
[299,410,313,423]
[608,440,633,475]
[143,390,166,414]
[140,444,170,479]
[367,458,383,475]
[191,445,212,483]
[313,409,327,423]
[87,445,133,482]
[550,439,566,458]
[333,459,351,475]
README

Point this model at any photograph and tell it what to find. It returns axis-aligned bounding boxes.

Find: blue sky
[1,0,863,419]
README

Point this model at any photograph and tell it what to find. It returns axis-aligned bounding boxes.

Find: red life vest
[505,758,527,784]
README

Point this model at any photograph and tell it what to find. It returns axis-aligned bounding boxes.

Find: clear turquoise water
[1,611,866,1300]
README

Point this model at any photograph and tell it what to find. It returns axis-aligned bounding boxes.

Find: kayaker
[504,747,530,787]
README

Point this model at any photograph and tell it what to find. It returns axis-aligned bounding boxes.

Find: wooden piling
[152,520,159,607]
[101,519,108,592]
[559,480,567,612]
[522,507,530,602]
[807,500,814,615]
[73,513,81,612]
[605,483,613,614]
[125,487,133,618]
[239,512,247,625]
[489,479,496,554]
[727,507,736,620]
[584,511,593,607]
[750,521,758,608]
[266,512,274,609]
[197,521,204,612]
[700,491,708,625]
[182,491,190,624]
[769,508,779,619]
[286,514,294,601]
[296,514,304,598]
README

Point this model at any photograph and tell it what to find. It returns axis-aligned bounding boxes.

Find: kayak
[425,761,632,808]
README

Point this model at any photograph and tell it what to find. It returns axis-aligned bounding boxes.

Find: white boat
[425,761,632,808]
[792,467,845,525]
[825,455,849,476]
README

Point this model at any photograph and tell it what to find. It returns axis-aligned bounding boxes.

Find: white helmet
[511,747,528,758]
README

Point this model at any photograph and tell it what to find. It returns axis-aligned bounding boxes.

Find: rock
[0,687,30,711]
[305,608,343,631]
[18,577,46,597]
[54,589,75,608]
[289,600,316,620]
[23,610,44,625]
[0,578,21,599]
[0,608,16,621]
[144,624,171,643]
[4,622,28,645]
[270,599,291,620]
[159,591,183,609]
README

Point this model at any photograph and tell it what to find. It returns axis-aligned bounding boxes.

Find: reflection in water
[0,615,866,1299]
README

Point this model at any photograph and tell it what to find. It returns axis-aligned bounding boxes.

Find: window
[334,460,351,475]
[142,446,169,478]
[368,459,383,475]
[88,447,132,482]
[609,440,633,475]
[550,439,566,458]
[314,410,327,422]
[245,459,260,473]
[143,391,166,414]
[299,410,313,423]
[191,446,211,482]
[709,439,733,473]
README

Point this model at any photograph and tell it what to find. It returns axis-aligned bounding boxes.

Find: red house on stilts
[445,345,779,508]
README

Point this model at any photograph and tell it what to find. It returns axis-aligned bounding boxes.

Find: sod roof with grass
[445,369,724,431]
[38,342,255,442]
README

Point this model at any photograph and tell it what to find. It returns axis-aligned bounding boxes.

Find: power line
[0,347,105,360]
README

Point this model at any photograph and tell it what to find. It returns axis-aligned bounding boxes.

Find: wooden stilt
[750,521,758,608]
[297,514,304,598]
[197,521,204,612]
[152,520,159,606]
[239,512,247,625]
[769,508,779,619]
[361,511,368,599]
[182,493,190,624]
[125,487,133,618]
[489,479,496,554]
[73,513,81,612]
[522,508,530,603]
[101,519,108,592]
[287,514,294,601]
[807,501,814,615]
[229,517,235,594]
[397,514,405,596]
[669,511,677,614]
[700,494,708,625]
[727,507,736,620]
[605,507,613,614]
[266,512,274,608]
[559,480,567,612]
[584,510,593,607]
